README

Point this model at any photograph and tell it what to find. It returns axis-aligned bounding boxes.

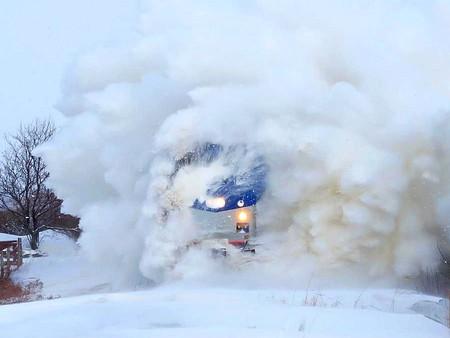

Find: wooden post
[17,238,22,267]
[0,250,3,278]
[6,247,11,278]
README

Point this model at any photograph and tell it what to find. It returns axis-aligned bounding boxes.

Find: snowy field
[0,232,448,338]
[0,285,447,338]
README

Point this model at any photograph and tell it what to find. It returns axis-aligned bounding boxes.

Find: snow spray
[41,0,450,286]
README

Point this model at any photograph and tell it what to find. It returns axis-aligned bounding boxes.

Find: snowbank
[0,286,447,338]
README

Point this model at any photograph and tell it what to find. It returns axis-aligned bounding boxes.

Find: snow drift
[41,0,450,286]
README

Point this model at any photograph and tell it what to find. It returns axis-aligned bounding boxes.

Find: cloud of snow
[42,0,450,287]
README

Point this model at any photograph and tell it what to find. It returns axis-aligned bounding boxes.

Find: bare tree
[0,119,62,249]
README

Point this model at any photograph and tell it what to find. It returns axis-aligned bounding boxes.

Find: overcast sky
[0,1,140,150]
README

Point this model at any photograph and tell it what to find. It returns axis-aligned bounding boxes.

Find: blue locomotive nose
[185,143,267,213]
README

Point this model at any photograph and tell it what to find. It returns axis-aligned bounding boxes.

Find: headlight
[205,197,226,209]
[238,211,248,222]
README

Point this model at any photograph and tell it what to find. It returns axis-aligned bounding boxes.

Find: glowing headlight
[205,197,226,209]
[238,211,248,222]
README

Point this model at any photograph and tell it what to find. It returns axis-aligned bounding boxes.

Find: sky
[0,0,139,150]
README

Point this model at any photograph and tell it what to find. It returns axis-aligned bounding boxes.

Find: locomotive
[172,143,267,255]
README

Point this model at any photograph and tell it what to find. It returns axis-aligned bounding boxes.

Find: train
[171,143,267,255]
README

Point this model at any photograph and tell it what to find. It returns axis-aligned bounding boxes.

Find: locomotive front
[173,143,267,253]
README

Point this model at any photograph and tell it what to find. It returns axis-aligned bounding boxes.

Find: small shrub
[0,277,43,305]
[302,292,325,307]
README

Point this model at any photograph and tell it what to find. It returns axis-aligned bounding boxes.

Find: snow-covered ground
[0,232,448,338]
[0,285,447,338]
[11,232,113,297]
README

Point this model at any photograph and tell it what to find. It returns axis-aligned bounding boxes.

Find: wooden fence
[0,239,22,278]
